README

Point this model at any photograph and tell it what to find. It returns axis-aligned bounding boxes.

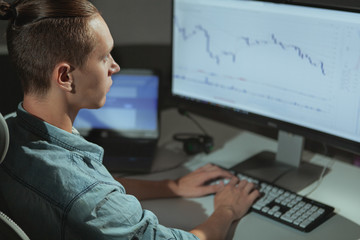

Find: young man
[0,0,260,239]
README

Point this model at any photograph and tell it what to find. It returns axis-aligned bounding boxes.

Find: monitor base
[230,151,330,192]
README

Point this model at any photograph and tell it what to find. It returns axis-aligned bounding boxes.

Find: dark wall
[111,45,172,109]
[0,0,172,46]
[0,54,22,115]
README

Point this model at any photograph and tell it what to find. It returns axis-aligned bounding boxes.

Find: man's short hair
[2,0,100,96]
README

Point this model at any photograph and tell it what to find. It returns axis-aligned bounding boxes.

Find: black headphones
[173,133,214,155]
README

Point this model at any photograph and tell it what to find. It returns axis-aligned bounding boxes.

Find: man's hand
[117,163,234,200]
[190,178,260,240]
[170,163,234,198]
[214,177,260,220]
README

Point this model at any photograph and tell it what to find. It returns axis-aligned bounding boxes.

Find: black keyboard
[213,170,335,232]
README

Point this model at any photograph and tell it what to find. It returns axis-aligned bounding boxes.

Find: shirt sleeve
[65,183,200,240]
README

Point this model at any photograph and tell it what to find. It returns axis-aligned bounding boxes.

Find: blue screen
[74,72,159,138]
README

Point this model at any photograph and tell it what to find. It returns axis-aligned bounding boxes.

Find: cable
[301,143,333,197]
[303,158,335,197]
[177,108,209,135]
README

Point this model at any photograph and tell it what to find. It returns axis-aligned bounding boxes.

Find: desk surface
[127,108,360,239]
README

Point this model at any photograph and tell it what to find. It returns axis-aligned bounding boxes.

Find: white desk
[128,108,360,239]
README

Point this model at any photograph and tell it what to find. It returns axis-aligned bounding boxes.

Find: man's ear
[53,63,74,93]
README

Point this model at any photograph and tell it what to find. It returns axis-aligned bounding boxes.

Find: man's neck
[22,94,76,133]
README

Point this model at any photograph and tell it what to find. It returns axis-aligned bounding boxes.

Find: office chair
[0,113,30,240]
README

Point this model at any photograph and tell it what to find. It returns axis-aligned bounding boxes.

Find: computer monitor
[171,0,360,191]
[74,69,159,139]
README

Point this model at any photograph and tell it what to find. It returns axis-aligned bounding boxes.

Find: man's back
[0,106,135,239]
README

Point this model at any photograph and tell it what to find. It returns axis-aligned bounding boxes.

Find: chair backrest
[0,113,30,240]
[0,113,9,164]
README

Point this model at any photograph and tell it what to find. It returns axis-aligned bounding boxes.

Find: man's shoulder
[1,117,111,209]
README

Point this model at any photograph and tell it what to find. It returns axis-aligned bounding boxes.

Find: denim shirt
[0,104,199,240]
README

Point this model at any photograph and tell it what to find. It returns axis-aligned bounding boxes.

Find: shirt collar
[16,103,104,163]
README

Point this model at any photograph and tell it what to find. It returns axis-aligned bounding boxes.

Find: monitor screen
[171,0,360,190]
[74,71,159,139]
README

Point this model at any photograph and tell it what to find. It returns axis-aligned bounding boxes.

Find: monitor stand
[230,130,330,192]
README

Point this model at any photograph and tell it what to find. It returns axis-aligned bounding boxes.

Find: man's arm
[115,164,234,200]
[115,164,260,240]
